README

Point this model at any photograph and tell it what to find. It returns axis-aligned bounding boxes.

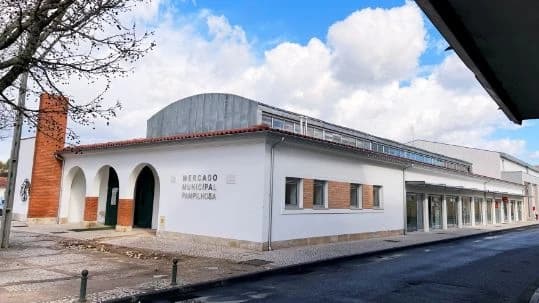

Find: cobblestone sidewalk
[0,229,261,303]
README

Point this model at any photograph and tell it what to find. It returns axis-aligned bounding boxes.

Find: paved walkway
[15,221,539,267]
[3,221,537,302]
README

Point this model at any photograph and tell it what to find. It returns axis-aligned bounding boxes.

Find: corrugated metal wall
[146,93,259,138]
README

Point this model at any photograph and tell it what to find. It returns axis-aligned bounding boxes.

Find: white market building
[11,93,536,250]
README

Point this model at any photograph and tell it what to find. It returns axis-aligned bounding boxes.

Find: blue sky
[166,0,538,163]
[173,0,446,65]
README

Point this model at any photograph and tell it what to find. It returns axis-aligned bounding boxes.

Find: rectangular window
[285,178,300,208]
[293,123,301,133]
[373,185,382,208]
[350,183,362,208]
[272,118,284,129]
[313,128,324,139]
[283,121,294,132]
[306,126,314,136]
[313,180,327,207]
[262,114,272,126]
[342,135,355,146]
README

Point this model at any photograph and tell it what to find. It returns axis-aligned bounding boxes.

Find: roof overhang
[416,0,539,124]
[406,181,522,197]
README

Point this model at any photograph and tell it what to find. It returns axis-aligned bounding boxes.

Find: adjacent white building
[12,93,533,250]
[409,140,539,222]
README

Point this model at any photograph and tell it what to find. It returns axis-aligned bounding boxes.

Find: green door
[134,167,155,228]
[104,168,119,226]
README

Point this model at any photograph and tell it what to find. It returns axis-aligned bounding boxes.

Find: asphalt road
[166,226,539,303]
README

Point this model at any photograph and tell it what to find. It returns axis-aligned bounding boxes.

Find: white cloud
[327,1,426,86]
[0,1,534,165]
[530,151,539,160]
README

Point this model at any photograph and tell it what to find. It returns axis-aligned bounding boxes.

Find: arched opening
[98,167,120,226]
[67,167,86,223]
[133,166,155,228]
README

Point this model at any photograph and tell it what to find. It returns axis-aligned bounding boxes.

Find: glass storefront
[406,193,423,232]
[429,195,443,230]
[474,197,483,224]
[446,196,458,227]
[486,199,493,224]
[503,202,508,222]
[510,200,515,221]
[462,197,472,226]
[495,200,502,223]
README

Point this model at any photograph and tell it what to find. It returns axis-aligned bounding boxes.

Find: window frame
[313,179,328,209]
[350,183,363,209]
[284,177,302,209]
[372,185,383,209]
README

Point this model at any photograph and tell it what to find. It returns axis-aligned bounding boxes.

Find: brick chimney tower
[27,93,68,223]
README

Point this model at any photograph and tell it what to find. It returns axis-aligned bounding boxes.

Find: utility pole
[0,72,28,248]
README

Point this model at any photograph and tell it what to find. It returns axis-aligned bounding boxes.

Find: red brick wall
[28,93,68,218]
[328,181,350,209]
[117,199,134,226]
[362,184,374,209]
[84,197,98,221]
[303,179,314,209]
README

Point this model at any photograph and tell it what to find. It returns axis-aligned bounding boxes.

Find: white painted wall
[12,137,35,220]
[67,169,86,223]
[408,140,501,179]
[60,136,267,242]
[269,141,405,242]
[56,134,527,246]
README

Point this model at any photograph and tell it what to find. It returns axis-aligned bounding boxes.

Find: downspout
[55,153,65,224]
[268,136,285,251]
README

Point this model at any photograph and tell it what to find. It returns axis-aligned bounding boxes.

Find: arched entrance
[104,167,120,226]
[67,167,86,223]
[133,166,155,228]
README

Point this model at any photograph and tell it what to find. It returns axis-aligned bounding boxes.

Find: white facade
[409,140,502,178]
[12,137,35,221]
[269,141,405,243]
[50,131,528,250]
[408,140,539,221]
[59,136,267,244]
[13,94,535,250]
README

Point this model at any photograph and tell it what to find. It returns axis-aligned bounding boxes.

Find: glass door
[474,197,483,225]
[462,197,472,226]
[494,200,503,224]
[486,199,493,224]
[495,200,502,223]
[429,195,442,230]
[447,196,458,228]
[406,193,418,232]
[510,200,515,221]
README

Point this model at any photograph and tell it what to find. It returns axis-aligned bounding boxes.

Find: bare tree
[0,0,155,142]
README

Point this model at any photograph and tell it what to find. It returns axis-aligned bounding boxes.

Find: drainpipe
[267,137,285,251]
[403,164,413,235]
[54,153,65,224]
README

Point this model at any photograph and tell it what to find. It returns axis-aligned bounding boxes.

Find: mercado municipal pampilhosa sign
[181,173,219,200]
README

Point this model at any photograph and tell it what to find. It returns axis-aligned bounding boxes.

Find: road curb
[104,223,539,303]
